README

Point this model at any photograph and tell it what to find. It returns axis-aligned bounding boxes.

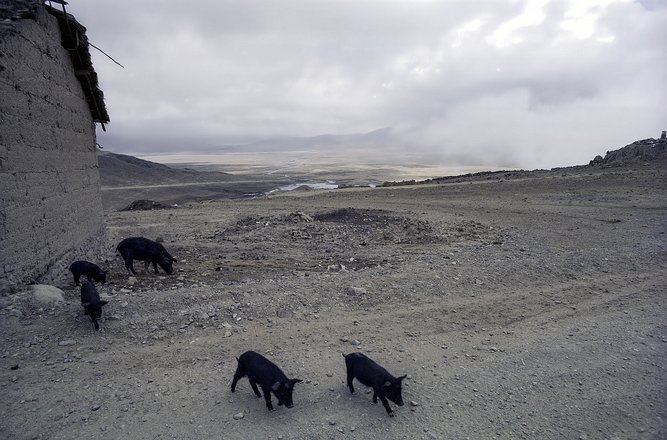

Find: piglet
[231,351,302,410]
[80,281,108,331]
[343,352,407,417]
[69,260,107,285]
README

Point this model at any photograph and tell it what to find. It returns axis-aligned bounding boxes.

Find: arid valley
[1,144,666,440]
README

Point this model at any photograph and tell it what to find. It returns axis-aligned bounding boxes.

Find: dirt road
[2,162,666,439]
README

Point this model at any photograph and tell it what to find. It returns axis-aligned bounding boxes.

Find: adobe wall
[0,2,107,294]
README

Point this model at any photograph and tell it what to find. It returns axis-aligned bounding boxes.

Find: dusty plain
[1,160,666,439]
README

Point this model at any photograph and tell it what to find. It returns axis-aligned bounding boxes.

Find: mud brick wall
[0,3,107,294]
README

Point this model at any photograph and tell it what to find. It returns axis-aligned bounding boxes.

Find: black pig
[231,351,302,410]
[116,237,177,275]
[80,281,108,331]
[343,352,407,417]
[69,260,107,286]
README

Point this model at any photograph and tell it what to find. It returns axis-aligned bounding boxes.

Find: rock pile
[121,199,174,211]
[590,133,666,166]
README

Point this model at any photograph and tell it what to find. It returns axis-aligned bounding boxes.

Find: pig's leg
[346,370,355,394]
[249,381,262,397]
[262,387,274,410]
[378,393,394,417]
[230,366,245,392]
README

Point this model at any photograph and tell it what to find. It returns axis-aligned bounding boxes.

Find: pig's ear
[397,375,407,382]
[271,381,282,391]
[82,302,91,307]
[290,379,303,386]
[100,300,109,306]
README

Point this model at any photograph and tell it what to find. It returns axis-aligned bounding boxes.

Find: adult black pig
[116,237,177,275]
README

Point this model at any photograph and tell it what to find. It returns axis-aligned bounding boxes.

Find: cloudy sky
[68,0,667,168]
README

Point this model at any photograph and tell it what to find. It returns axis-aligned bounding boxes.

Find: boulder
[29,285,65,306]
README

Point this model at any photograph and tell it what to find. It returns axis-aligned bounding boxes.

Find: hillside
[589,136,667,166]
[98,151,236,187]
[382,135,667,187]
[97,151,292,210]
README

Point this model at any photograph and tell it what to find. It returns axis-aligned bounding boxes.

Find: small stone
[233,412,244,420]
[340,337,349,342]
[328,419,337,425]
[346,287,367,296]
[91,405,100,411]
[410,400,420,407]
[58,339,76,347]
[276,309,294,319]
[127,277,137,285]
[224,331,232,338]
[351,340,361,346]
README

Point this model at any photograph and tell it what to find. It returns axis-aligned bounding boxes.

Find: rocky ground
[1,159,666,440]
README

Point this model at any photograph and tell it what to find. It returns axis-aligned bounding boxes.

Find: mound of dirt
[120,199,174,211]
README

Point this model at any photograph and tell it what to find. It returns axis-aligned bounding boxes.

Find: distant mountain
[210,127,393,153]
[98,151,234,186]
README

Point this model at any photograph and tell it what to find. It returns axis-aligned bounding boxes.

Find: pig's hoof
[389,411,395,417]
